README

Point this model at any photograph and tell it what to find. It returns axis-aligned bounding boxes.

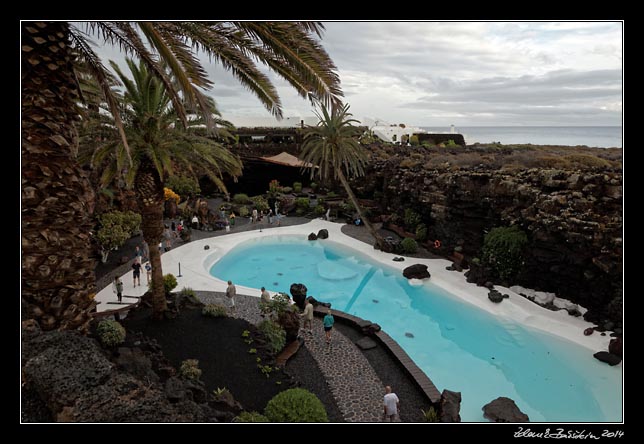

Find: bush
[415,223,428,242]
[179,287,196,297]
[233,193,251,204]
[238,206,249,217]
[310,182,318,191]
[257,319,286,354]
[421,407,440,422]
[260,292,293,318]
[281,186,293,194]
[564,153,612,169]
[96,320,126,347]
[403,208,421,230]
[482,226,528,280]
[264,388,328,423]
[95,210,142,262]
[250,195,270,212]
[293,182,302,193]
[163,274,178,294]
[268,179,282,195]
[179,359,202,380]
[314,205,326,216]
[202,303,228,318]
[410,135,420,145]
[165,175,200,199]
[164,187,180,203]
[400,237,418,254]
[234,411,269,423]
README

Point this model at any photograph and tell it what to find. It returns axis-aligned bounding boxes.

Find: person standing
[132,258,142,287]
[323,309,334,344]
[191,214,199,229]
[267,208,273,225]
[144,262,152,284]
[229,212,236,228]
[163,225,173,251]
[112,276,124,302]
[383,386,400,422]
[300,297,314,335]
[226,280,237,309]
[252,208,258,223]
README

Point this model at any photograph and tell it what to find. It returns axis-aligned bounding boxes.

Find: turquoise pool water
[209,236,622,422]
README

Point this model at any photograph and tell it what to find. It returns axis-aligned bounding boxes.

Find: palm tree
[82,58,242,319]
[300,103,384,249]
[22,21,342,331]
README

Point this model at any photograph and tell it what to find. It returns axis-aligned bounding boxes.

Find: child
[112,276,124,302]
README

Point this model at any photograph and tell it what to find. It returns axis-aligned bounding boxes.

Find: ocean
[420,126,622,149]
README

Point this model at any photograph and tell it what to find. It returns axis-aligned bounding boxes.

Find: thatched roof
[260,152,315,168]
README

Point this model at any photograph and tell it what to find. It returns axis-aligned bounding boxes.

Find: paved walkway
[196,291,385,422]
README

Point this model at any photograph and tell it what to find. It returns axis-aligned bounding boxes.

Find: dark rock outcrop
[308,295,331,308]
[115,347,159,383]
[317,229,329,239]
[482,397,529,422]
[488,290,504,303]
[609,337,622,357]
[402,264,430,280]
[308,233,318,241]
[584,327,594,336]
[290,283,308,310]
[354,149,622,328]
[593,351,622,366]
[439,389,462,422]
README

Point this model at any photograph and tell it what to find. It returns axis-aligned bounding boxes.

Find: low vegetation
[264,388,328,423]
[482,225,528,280]
[179,359,202,380]
[202,303,228,318]
[96,319,126,347]
[257,319,286,354]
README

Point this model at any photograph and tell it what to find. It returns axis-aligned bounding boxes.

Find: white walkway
[95,219,614,353]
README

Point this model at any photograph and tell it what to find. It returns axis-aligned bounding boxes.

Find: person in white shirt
[226,280,236,309]
[383,385,400,422]
[300,297,314,335]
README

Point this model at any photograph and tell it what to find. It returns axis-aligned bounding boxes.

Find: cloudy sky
[95,21,623,127]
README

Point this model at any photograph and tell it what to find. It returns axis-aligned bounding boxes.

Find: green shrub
[446,139,458,147]
[238,206,249,217]
[281,186,293,194]
[410,135,420,145]
[400,237,418,254]
[179,359,202,380]
[179,287,196,297]
[415,223,428,242]
[264,388,328,423]
[95,210,142,263]
[234,411,270,423]
[233,193,251,204]
[326,191,337,198]
[260,292,293,319]
[403,208,421,230]
[310,182,318,191]
[257,319,286,354]
[96,319,126,347]
[163,274,178,294]
[293,182,303,193]
[250,195,270,212]
[295,197,310,210]
[482,226,528,280]
[314,205,326,216]
[421,407,440,422]
[165,175,201,199]
[202,303,228,318]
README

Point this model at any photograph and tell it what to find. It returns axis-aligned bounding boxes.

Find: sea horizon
[419,125,623,149]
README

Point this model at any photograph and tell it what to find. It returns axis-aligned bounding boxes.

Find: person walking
[226,280,237,309]
[132,258,142,287]
[134,245,143,263]
[300,297,314,336]
[163,225,173,251]
[112,276,124,302]
[383,386,400,422]
[323,308,334,344]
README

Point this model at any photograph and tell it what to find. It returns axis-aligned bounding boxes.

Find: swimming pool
[209,235,622,422]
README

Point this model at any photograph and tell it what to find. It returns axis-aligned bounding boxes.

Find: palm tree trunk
[134,156,168,319]
[337,170,384,250]
[22,21,97,332]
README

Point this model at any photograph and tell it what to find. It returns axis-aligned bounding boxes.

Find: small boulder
[608,338,622,358]
[355,337,378,350]
[392,257,405,262]
[484,281,495,290]
[488,290,504,303]
[308,233,318,241]
[204,245,210,250]
[482,397,529,422]
[165,377,188,403]
[593,351,621,366]
[439,389,462,422]
[405,332,414,338]
[583,327,594,336]
[317,229,329,239]
[402,264,430,280]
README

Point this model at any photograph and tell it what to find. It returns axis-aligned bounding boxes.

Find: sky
[92,21,623,127]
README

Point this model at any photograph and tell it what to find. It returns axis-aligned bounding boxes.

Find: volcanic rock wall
[355,160,623,328]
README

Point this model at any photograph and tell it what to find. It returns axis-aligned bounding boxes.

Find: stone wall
[354,154,622,328]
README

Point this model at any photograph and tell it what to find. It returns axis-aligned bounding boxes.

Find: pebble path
[196,291,386,422]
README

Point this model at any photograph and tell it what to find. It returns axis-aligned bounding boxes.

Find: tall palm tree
[22,21,342,331]
[300,103,384,249]
[82,58,243,319]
